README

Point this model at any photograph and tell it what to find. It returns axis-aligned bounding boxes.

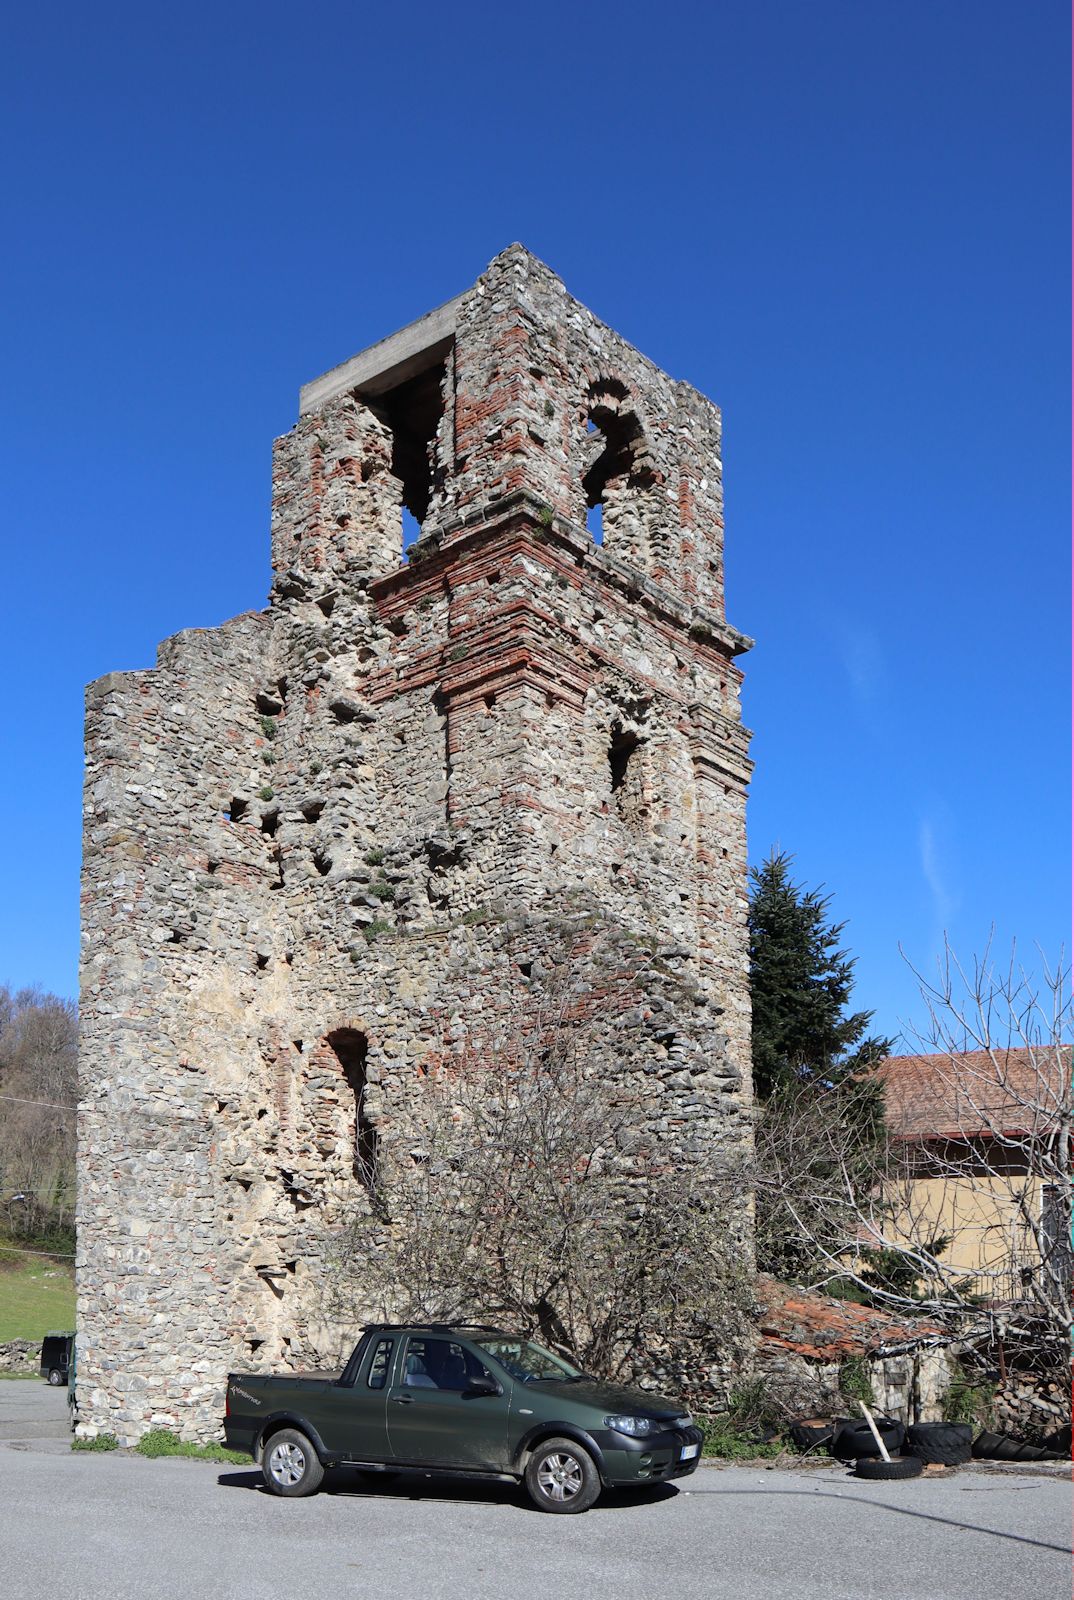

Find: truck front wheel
[524,1438,601,1514]
[262,1427,325,1497]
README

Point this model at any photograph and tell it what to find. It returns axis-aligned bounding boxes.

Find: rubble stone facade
[77,245,754,1441]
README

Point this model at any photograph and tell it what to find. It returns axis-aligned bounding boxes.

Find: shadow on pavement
[691,1484,1070,1555]
[216,1467,678,1514]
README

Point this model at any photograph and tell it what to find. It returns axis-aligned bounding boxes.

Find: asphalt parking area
[2,1384,1069,1600]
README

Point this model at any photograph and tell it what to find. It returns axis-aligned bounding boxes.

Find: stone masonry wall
[77,245,754,1441]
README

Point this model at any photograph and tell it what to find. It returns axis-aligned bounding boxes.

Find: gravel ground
[2,1383,1070,1600]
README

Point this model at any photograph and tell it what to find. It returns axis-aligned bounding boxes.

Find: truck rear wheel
[262,1428,324,1497]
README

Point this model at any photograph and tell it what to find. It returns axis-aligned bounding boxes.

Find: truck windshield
[473,1338,582,1383]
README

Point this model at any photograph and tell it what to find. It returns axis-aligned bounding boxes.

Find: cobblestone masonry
[77,246,754,1441]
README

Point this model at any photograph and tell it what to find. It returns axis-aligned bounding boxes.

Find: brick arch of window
[325,1027,380,1190]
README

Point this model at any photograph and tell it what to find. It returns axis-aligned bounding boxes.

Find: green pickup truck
[224,1323,703,1513]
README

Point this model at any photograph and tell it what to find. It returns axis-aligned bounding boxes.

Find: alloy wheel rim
[269,1441,306,1486]
[537,1452,583,1501]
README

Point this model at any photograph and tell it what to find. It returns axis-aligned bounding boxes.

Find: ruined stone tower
[77,246,754,1441]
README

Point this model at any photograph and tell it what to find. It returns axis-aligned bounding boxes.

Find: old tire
[832,1418,904,1460]
[789,1421,834,1454]
[47,1368,64,1386]
[524,1437,601,1514]
[1042,1425,1072,1458]
[854,1454,923,1480]
[972,1431,1053,1463]
[906,1422,973,1465]
[261,1427,324,1497]
[972,1429,1008,1459]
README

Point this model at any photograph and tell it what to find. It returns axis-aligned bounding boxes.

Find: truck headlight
[604,1414,654,1437]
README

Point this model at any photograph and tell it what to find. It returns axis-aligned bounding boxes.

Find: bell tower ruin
[77,246,754,1440]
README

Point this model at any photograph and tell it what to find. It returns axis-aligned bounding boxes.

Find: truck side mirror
[465,1375,502,1398]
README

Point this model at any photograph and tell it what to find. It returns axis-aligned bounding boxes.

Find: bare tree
[325,938,752,1388]
[0,986,78,1246]
[755,939,1072,1383]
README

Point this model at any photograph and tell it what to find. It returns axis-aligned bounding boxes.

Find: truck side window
[402,1337,490,1391]
[367,1338,394,1390]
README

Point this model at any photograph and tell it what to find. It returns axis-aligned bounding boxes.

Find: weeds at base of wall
[944,1378,995,1427]
[697,1379,788,1460]
[697,1416,784,1461]
[135,1429,248,1463]
[72,1433,119,1452]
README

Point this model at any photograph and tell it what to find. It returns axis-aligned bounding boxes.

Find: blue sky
[0,1,1067,1044]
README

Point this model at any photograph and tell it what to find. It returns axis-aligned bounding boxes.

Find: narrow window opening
[256,952,269,971]
[301,799,325,824]
[261,810,279,838]
[315,592,337,619]
[312,848,332,877]
[206,858,219,875]
[609,725,640,793]
[227,798,248,823]
[256,689,284,715]
[582,380,651,552]
[246,1339,264,1354]
[517,961,533,979]
[360,355,447,557]
[326,1028,379,1189]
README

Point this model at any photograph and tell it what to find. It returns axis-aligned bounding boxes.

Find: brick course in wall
[77,245,755,1441]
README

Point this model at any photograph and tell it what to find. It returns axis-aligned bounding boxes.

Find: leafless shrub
[756,938,1072,1383]
[325,936,752,1386]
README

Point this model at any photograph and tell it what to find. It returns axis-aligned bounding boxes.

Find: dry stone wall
[77,245,755,1441]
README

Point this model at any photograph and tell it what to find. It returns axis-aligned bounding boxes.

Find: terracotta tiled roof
[877,1047,1071,1141]
[756,1275,943,1361]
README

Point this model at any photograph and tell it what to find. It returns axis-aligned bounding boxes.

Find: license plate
[680,1443,700,1460]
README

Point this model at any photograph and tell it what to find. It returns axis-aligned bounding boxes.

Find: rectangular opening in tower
[358,356,448,538]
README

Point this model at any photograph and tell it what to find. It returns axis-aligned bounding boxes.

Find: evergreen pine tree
[748,849,889,1100]
[749,850,892,1284]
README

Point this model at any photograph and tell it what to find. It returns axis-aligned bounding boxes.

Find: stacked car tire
[788,1415,1069,1470]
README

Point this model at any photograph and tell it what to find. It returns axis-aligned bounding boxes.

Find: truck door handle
[390,1395,413,1405]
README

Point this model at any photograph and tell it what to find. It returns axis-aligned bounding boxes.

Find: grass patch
[0,1370,39,1380]
[698,1415,784,1461]
[698,1380,787,1461]
[72,1433,119,1452]
[135,1428,248,1464]
[0,1255,75,1342]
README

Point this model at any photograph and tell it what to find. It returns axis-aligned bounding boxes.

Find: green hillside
[0,1254,76,1342]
